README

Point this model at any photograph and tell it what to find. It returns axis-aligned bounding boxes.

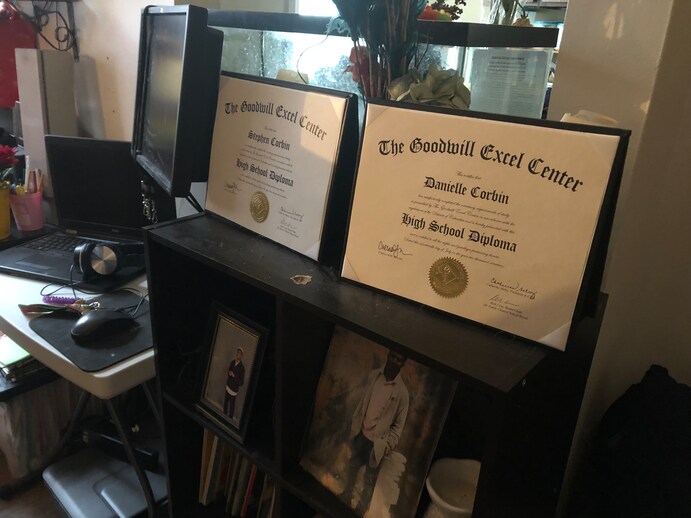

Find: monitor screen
[139,13,185,184]
[132,5,222,198]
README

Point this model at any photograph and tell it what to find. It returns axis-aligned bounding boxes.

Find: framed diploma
[206,72,359,267]
[342,101,630,351]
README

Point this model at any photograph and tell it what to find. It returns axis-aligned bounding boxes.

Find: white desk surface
[0,273,155,400]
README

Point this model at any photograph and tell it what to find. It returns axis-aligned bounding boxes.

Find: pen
[26,170,34,194]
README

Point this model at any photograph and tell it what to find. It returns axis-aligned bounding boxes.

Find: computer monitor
[131,5,223,199]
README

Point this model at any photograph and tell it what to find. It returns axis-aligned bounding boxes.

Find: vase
[0,187,10,240]
[9,191,44,232]
[485,0,518,25]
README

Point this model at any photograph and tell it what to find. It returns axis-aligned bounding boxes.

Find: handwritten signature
[280,218,298,231]
[279,206,304,222]
[378,241,411,259]
[490,277,537,300]
[490,294,519,307]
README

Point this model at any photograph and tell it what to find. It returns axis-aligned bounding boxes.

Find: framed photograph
[197,301,268,443]
[300,326,456,518]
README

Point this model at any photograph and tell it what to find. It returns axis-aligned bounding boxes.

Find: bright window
[296,0,337,16]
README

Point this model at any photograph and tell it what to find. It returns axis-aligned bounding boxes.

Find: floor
[0,480,65,518]
[0,410,167,518]
[0,453,65,518]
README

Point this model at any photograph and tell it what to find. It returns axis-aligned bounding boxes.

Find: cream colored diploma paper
[206,75,349,260]
[342,103,622,350]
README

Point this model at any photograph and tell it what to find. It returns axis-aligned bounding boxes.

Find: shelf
[207,10,560,49]
[281,465,356,518]
[145,211,606,518]
[163,394,276,472]
[0,364,58,402]
[524,1,568,10]
[147,213,553,395]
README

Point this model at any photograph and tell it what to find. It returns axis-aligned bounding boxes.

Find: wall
[14,0,175,140]
[71,0,169,140]
[62,1,292,215]
[548,0,691,512]
[28,0,233,141]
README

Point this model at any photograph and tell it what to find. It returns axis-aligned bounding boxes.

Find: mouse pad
[29,291,153,372]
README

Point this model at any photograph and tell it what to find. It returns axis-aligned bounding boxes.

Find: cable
[68,263,78,300]
[115,288,149,317]
[186,193,204,214]
[296,33,331,85]
[8,1,79,59]
[38,264,92,301]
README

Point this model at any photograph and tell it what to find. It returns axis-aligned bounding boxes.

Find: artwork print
[300,327,455,518]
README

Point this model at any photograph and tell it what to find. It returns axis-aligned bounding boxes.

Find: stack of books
[0,332,46,383]
[198,429,276,518]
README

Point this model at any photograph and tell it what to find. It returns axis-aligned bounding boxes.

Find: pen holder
[10,191,44,232]
[0,187,10,240]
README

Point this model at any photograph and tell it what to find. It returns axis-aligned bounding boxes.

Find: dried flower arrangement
[330,0,470,106]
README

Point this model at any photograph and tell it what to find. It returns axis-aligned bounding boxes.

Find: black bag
[590,364,691,518]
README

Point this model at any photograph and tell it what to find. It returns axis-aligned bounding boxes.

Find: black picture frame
[341,99,631,350]
[204,71,360,270]
[197,301,268,443]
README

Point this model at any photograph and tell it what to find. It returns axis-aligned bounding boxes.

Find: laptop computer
[0,135,176,291]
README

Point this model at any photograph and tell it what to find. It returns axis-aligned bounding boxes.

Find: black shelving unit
[145,213,605,518]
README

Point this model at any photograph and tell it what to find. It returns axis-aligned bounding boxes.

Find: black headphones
[73,242,145,278]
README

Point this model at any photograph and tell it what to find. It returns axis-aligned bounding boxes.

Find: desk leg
[104,398,157,518]
[0,389,91,498]
[142,380,163,432]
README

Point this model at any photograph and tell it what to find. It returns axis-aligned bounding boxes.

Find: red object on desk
[0,1,38,109]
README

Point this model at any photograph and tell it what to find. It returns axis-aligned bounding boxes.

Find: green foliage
[388,64,471,109]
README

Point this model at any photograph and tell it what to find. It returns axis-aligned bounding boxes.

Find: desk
[0,273,155,400]
[0,272,161,516]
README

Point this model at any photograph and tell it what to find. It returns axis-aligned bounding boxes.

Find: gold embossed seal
[250,191,269,223]
[429,257,468,298]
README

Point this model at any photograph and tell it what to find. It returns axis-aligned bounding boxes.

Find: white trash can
[424,458,481,518]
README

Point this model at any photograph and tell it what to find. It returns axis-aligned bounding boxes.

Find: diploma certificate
[342,102,625,350]
[206,74,351,261]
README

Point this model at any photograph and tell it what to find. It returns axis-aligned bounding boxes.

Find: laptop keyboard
[25,233,98,253]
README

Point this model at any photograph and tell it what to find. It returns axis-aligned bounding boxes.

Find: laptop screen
[46,136,175,240]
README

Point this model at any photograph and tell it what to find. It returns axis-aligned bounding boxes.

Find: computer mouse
[70,309,139,344]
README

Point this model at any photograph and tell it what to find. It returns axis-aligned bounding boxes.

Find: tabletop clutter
[1,150,46,234]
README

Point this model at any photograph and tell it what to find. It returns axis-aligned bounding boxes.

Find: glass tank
[207,11,558,120]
